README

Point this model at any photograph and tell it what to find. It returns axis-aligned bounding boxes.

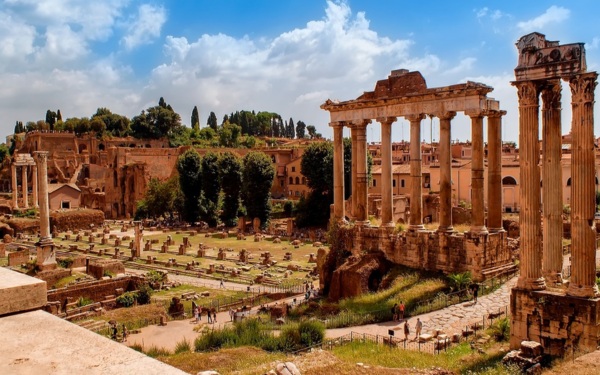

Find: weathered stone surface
[275,362,301,375]
[0,267,47,315]
[328,252,392,301]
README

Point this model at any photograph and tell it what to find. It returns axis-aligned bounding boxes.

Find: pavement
[126,270,517,351]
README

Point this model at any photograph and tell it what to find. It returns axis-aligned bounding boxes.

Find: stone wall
[510,288,600,356]
[355,226,512,281]
[47,275,143,304]
[8,249,29,266]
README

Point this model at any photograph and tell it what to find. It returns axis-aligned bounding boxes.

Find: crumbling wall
[50,209,104,232]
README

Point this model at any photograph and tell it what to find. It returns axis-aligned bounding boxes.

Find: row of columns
[331,110,505,234]
[11,164,38,209]
[515,72,599,297]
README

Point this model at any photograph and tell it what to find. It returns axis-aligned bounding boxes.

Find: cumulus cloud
[444,57,476,75]
[517,6,570,32]
[0,11,37,66]
[122,4,166,50]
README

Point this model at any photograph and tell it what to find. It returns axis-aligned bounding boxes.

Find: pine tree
[56,109,62,122]
[191,106,200,130]
[207,111,218,131]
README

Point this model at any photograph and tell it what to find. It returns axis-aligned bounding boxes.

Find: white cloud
[0,11,37,65]
[444,57,476,75]
[517,6,570,32]
[122,4,166,50]
[475,7,488,19]
[588,37,600,50]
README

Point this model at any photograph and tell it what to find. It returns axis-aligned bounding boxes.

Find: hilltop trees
[199,152,220,227]
[191,106,200,130]
[177,149,202,222]
[218,152,243,226]
[131,97,182,139]
[242,151,275,229]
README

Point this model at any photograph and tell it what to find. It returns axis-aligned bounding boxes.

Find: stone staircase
[75,319,109,332]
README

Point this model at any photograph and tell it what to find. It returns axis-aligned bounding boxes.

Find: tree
[306,125,317,139]
[89,117,106,135]
[200,152,220,226]
[0,144,9,164]
[14,121,24,134]
[287,117,295,139]
[207,111,218,131]
[138,177,179,219]
[131,98,182,139]
[191,106,200,130]
[177,149,202,222]
[45,110,57,130]
[219,122,241,147]
[73,118,91,135]
[296,121,307,139]
[92,108,130,136]
[242,151,275,228]
[56,109,62,122]
[218,152,243,226]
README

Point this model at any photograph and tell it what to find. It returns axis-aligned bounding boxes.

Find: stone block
[0,267,47,315]
[520,341,543,358]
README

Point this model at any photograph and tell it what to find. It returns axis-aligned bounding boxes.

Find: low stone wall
[47,275,144,305]
[50,209,105,232]
[8,249,29,266]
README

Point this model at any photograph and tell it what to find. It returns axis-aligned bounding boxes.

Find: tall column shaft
[514,80,545,290]
[467,111,487,234]
[32,165,38,208]
[11,164,18,209]
[541,82,564,284]
[21,166,28,209]
[354,120,370,223]
[437,112,456,231]
[331,122,345,221]
[567,73,599,297]
[378,117,396,226]
[487,111,505,232]
[407,114,425,230]
[34,152,51,240]
[351,126,358,219]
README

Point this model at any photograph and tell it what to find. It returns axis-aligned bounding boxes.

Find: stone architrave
[33,151,56,271]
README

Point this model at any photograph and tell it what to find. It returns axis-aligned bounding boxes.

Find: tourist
[194,307,199,323]
[207,310,212,323]
[229,308,235,322]
[220,278,225,288]
[391,303,398,321]
[122,324,128,342]
[403,320,410,341]
[111,324,118,340]
[399,301,405,321]
[213,311,217,323]
[415,318,423,339]
[472,283,480,303]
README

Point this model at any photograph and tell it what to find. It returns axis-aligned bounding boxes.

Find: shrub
[298,320,325,347]
[57,257,74,269]
[278,326,302,352]
[76,297,94,307]
[103,270,115,278]
[116,291,138,307]
[283,201,294,217]
[174,339,191,354]
[489,317,510,342]
[447,271,472,291]
[144,345,171,358]
[136,283,153,305]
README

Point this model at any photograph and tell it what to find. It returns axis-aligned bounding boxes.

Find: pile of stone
[502,341,543,374]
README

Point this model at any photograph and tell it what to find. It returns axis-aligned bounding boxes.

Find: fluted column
[378,117,396,227]
[32,164,38,208]
[34,152,51,241]
[21,165,28,209]
[541,81,563,284]
[487,110,505,232]
[567,72,599,297]
[353,120,371,224]
[351,125,358,219]
[436,112,456,232]
[513,80,545,290]
[331,122,346,222]
[11,164,18,209]
[466,110,487,234]
[407,114,425,230]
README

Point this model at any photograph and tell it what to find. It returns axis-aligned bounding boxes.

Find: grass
[51,272,89,289]
[94,302,166,329]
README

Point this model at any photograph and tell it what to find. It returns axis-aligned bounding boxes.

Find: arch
[295,177,300,185]
[367,269,383,292]
[98,143,105,151]
[289,177,293,185]
[566,178,571,187]
[502,176,517,185]
[145,144,151,148]
[129,144,135,148]
[78,144,87,154]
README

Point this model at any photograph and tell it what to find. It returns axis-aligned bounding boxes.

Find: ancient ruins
[321,69,513,286]
[509,32,600,356]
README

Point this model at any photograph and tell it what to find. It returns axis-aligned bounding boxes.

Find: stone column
[541,82,564,284]
[350,124,358,219]
[513,80,545,290]
[34,151,55,270]
[567,72,599,298]
[436,111,456,232]
[11,164,18,209]
[378,117,396,227]
[467,110,487,234]
[32,164,38,208]
[331,122,346,221]
[487,110,505,232]
[21,165,28,209]
[353,119,371,224]
[133,221,142,258]
[407,114,425,230]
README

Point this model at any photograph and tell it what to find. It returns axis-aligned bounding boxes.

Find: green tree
[89,117,106,135]
[242,151,274,228]
[200,152,220,227]
[177,149,202,223]
[191,106,200,130]
[296,121,307,139]
[287,117,295,139]
[0,144,9,164]
[140,177,180,219]
[45,110,57,130]
[14,121,24,134]
[92,108,130,136]
[207,111,218,131]
[73,118,91,135]
[218,152,243,226]
[56,109,62,122]
[306,125,317,139]
[219,122,241,147]
[131,98,182,139]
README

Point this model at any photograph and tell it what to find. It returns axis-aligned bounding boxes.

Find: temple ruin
[321,69,513,285]
[510,32,600,356]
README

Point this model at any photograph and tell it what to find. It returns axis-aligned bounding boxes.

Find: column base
[542,271,563,286]
[566,283,600,298]
[488,227,505,233]
[356,220,370,227]
[516,276,546,290]
[469,226,488,235]
[409,224,425,231]
[437,225,454,233]
[381,221,395,228]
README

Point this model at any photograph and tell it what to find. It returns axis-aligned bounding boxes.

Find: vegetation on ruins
[135,177,181,220]
[131,97,182,139]
[242,151,275,228]
[447,271,473,292]
[177,148,203,222]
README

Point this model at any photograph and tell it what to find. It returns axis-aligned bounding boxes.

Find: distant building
[48,183,81,210]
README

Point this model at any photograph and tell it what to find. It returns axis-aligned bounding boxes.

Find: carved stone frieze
[569,73,598,104]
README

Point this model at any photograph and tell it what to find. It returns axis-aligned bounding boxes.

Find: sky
[1,0,600,144]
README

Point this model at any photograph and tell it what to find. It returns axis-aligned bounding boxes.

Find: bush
[116,291,138,307]
[76,297,94,307]
[489,317,510,342]
[298,320,325,347]
[136,283,153,305]
[278,326,302,352]
[57,257,74,269]
[174,339,191,354]
[283,201,294,217]
[146,270,167,286]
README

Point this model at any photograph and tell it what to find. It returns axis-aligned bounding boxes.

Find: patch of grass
[51,272,89,289]
[145,345,171,358]
[158,347,285,375]
[95,302,166,331]
[174,338,191,354]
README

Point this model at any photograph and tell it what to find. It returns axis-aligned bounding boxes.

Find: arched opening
[367,269,383,292]
[502,176,517,185]
[295,177,300,185]
[145,144,151,148]
[302,177,306,185]
[566,178,571,187]
[289,177,293,185]
[271,155,276,163]
[98,143,105,151]
[129,144,135,148]
[78,144,87,154]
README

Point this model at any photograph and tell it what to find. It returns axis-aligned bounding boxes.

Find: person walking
[220,278,225,288]
[472,283,479,303]
[392,303,398,321]
[403,320,410,341]
[229,308,235,322]
[415,318,423,339]
[207,309,213,323]
[399,301,405,321]
[122,324,128,342]
[213,311,217,323]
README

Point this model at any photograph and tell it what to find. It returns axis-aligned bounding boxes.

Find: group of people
[391,301,423,341]
[391,301,406,322]
[193,305,217,324]
[304,282,318,301]
[110,323,128,342]
[401,318,422,341]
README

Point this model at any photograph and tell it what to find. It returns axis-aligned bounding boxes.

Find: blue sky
[1,0,599,143]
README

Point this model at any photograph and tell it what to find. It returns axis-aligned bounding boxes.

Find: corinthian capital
[433,111,457,121]
[569,72,598,104]
[541,81,562,110]
[513,80,540,107]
